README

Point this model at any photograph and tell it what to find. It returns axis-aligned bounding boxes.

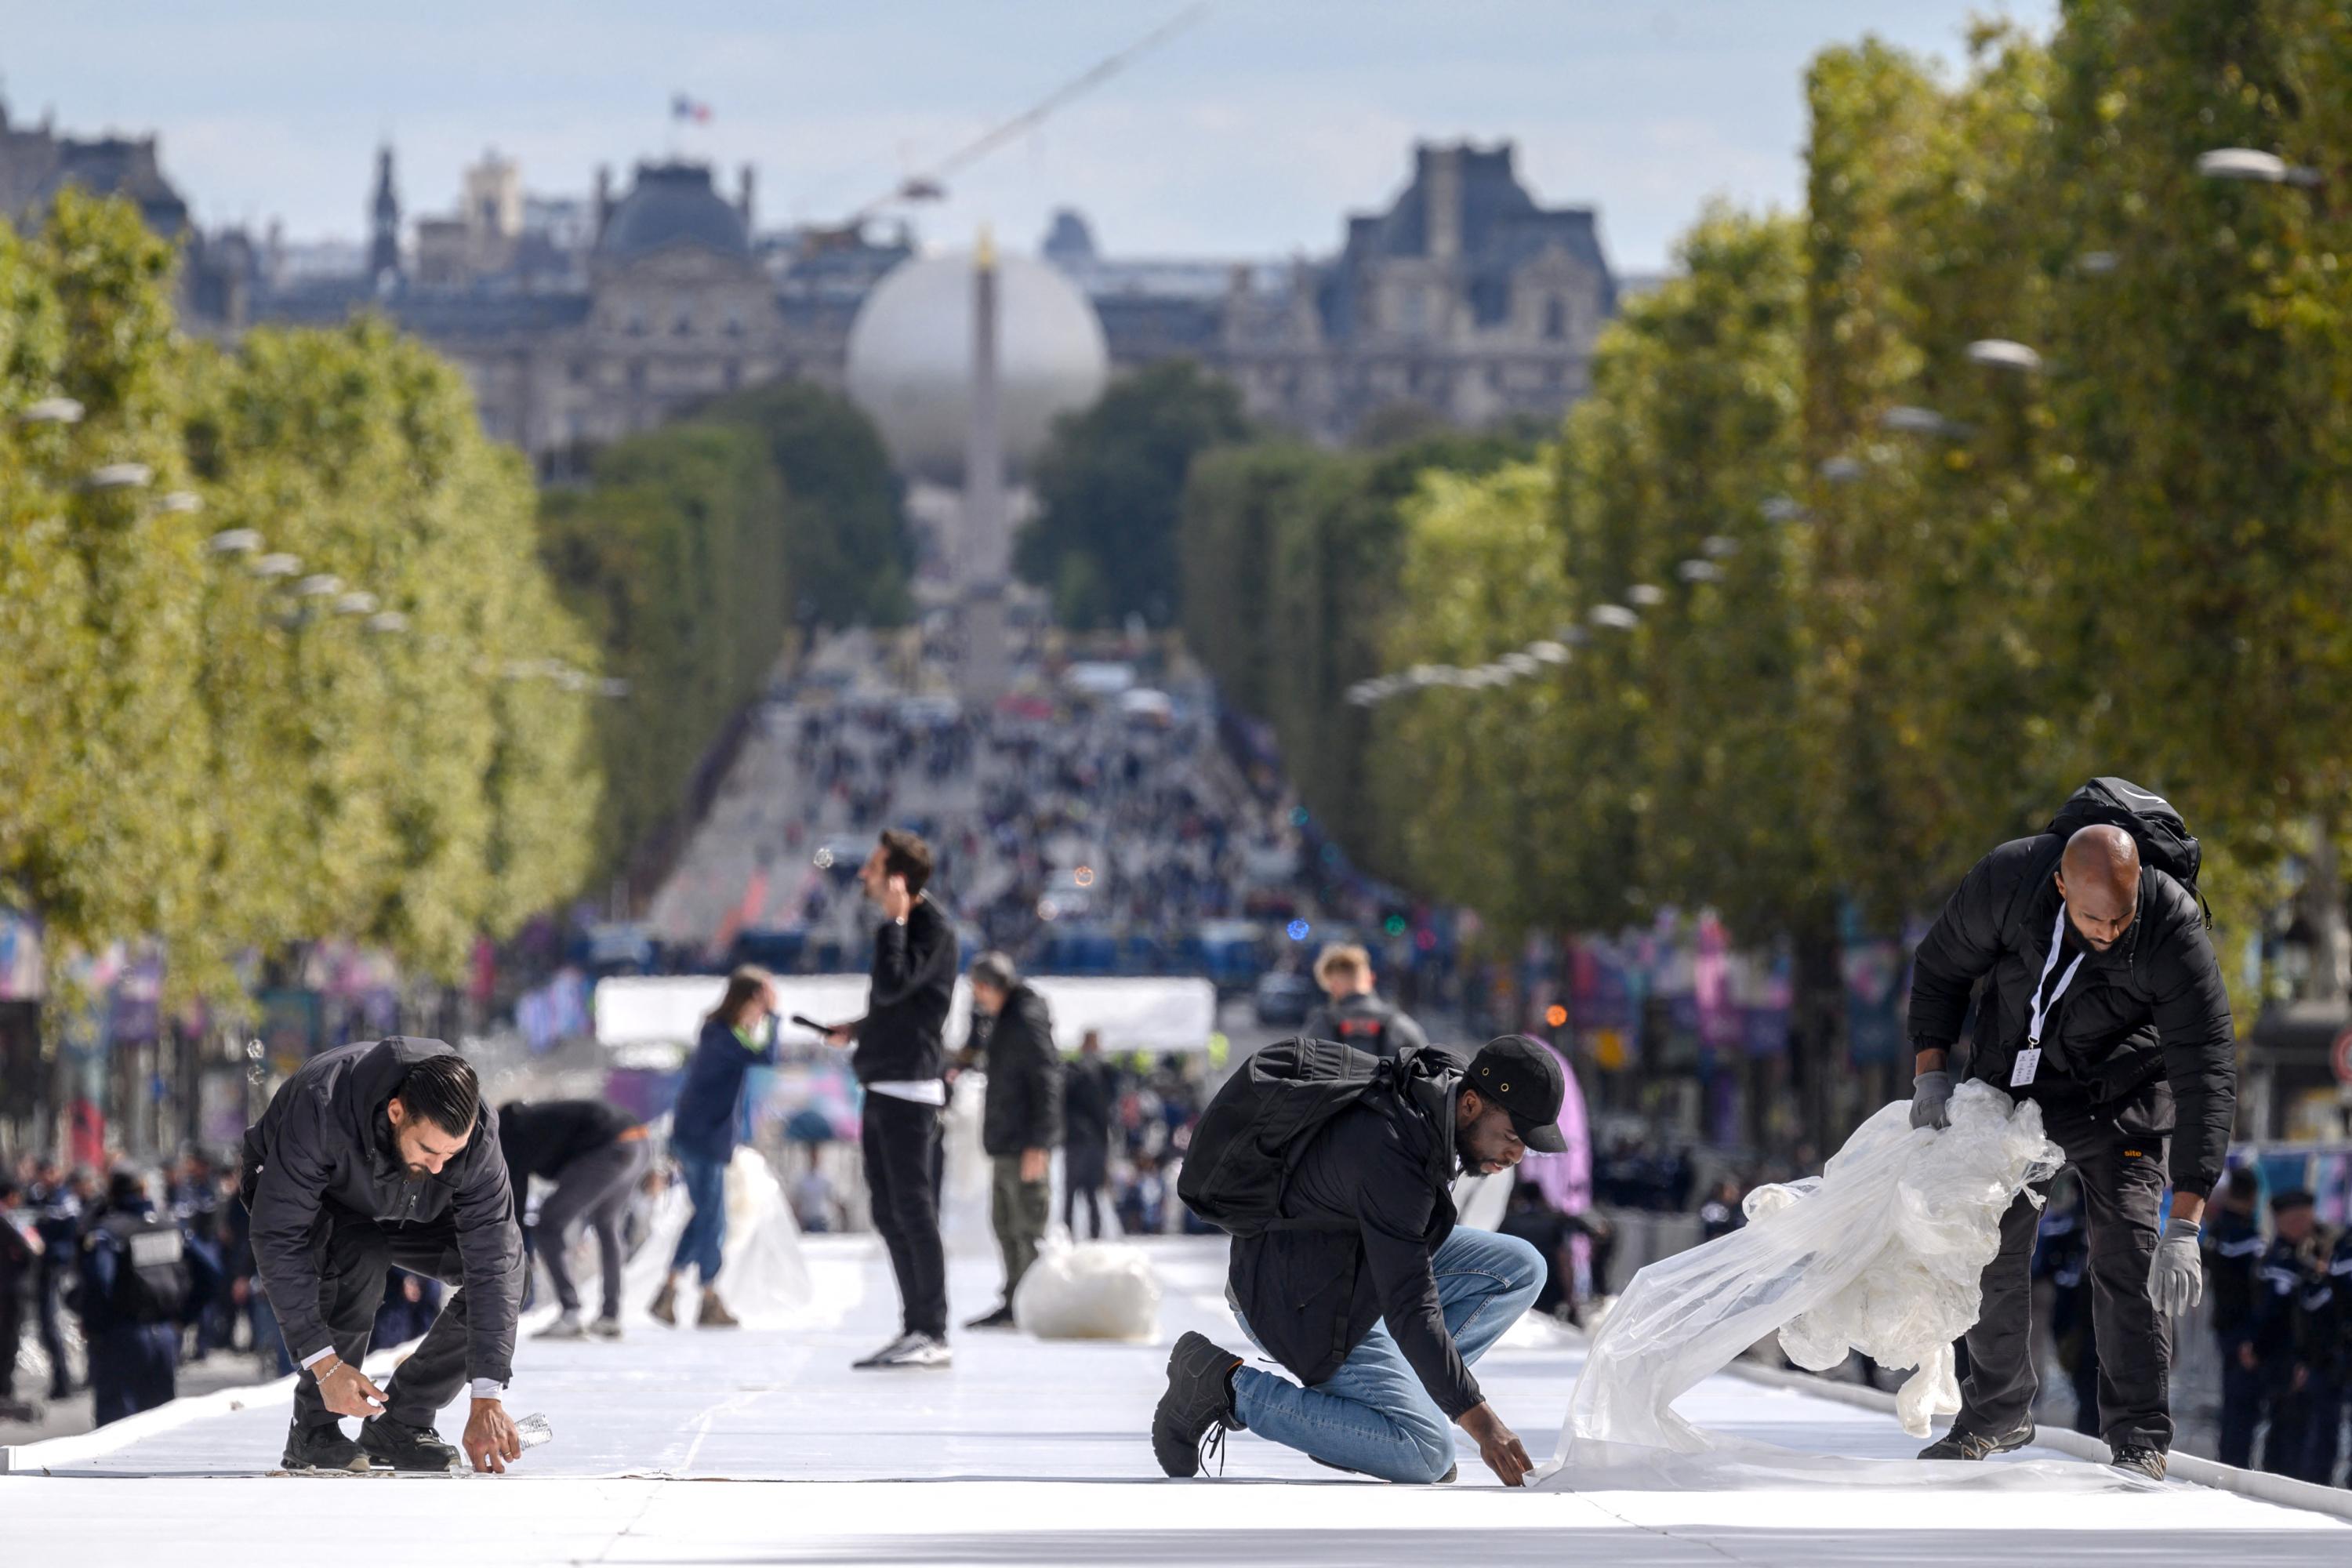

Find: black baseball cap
[1466,1035,1568,1154]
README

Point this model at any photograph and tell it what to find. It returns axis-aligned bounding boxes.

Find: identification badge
[2009,1047,2042,1088]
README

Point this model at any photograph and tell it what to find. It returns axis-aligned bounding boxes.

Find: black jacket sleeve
[1356,1147,1481,1420]
[448,1123,526,1386]
[866,906,957,1012]
[246,1083,343,1365]
[1908,840,2035,1051]
[2148,916,2237,1197]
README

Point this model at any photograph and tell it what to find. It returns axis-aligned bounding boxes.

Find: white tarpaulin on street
[594,972,1218,1056]
[1552,1081,2063,1472]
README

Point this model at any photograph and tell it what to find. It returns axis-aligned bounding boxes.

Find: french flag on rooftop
[671,93,713,124]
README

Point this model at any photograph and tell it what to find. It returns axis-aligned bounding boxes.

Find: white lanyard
[2027,906,2085,1049]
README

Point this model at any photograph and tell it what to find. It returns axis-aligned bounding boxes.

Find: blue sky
[6,2,2054,273]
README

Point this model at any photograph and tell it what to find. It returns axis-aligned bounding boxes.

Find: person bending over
[500,1098,651,1340]
[1906,786,2234,1482]
[1154,1035,1564,1486]
[241,1038,524,1473]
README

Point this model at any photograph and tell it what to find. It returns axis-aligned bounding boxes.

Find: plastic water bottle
[515,1413,553,1450]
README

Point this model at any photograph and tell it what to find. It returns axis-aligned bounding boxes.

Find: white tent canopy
[594,973,1218,1058]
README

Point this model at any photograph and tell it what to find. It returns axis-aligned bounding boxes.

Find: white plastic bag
[622,1147,813,1326]
[1558,1081,2061,1459]
[1011,1236,1162,1341]
[939,1073,996,1258]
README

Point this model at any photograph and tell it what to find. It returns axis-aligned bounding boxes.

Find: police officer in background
[0,1176,39,1421]
[2250,1189,2327,1479]
[1062,1031,1116,1241]
[29,1162,93,1401]
[2299,1205,2348,1487]
[2203,1167,2267,1468]
[1905,786,2235,1482]
[76,1168,216,1426]
[1304,943,1429,1061]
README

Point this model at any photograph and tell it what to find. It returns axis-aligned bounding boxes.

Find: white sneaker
[852,1332,920,1370]
[587,1316,622,1341]
[867,1333,952,1370]
[535,1311,586,1341]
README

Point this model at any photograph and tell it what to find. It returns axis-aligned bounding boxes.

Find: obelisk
[960,226,1011,702]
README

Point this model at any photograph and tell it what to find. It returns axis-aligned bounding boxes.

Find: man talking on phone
[826,829,959,1369]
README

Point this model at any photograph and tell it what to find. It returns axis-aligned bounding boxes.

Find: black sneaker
[1152,1331,1244,1478]
[281,1420,371,1473]
[964,1303,1018,1330]
[2110,1445,2167,1481]
[359,1416,461,1472]
[1917,1421,2035,1461]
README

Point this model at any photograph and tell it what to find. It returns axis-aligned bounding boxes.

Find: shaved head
[2056,825,2141,951]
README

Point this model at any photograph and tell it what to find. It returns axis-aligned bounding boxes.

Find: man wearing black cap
[1152,1036,1563,1486]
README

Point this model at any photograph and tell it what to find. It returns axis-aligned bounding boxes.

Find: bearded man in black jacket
[1906,818,2235,1482]
[241,1038,524,1474]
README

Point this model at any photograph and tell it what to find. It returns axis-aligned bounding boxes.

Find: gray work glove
[2149,1223,2203,1316]
[1908,1069,1953,1131]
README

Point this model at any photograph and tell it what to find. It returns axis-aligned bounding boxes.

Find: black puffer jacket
[1907,834,2236,1196]
[239,1037,523,1381]
[977,985,1064,1158]
[849,897,958,1084]
[1226,1049,1475,1417]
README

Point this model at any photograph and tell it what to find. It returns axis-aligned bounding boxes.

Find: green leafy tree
[1018,358,1252,628]
[708,380,913,628]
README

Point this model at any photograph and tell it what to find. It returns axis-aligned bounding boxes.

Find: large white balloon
[845,250,1111,484]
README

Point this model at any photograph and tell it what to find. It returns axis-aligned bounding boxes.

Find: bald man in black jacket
[1906,818,2234,1481]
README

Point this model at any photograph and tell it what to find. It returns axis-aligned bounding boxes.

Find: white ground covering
[5,1236,2345,1566]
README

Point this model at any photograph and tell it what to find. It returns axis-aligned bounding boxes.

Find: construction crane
[804,4,1208,251]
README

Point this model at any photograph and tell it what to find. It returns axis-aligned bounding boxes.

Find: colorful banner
[0,909,42,1000]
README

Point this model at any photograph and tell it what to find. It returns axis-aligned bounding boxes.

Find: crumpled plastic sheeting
[1555,1082,2061,1461]
[1012,1236,1163,1341]
[622,1147,815,1325]
[941,1073,998,1258]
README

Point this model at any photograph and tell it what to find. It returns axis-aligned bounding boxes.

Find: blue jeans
[670,1150,728,1283]
[1232,1227,1542,1483]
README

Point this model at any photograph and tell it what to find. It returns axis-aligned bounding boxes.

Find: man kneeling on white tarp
[1155,1036,1563,1485]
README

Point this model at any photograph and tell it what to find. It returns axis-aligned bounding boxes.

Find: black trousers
[288,1211,477,1432]
[89,1322,177,1426]
[862,1093,946,1338]
[1955,1134,2170,1451]
[1064,1141,1109,1240]
[2216,1337,2261,1468]
[36,1258,71,1394]
[534,1138,649,1318]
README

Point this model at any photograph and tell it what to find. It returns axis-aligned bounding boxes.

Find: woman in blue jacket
[649,966,778,1327]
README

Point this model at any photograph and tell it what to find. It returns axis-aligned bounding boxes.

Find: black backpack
[100,1211,190,1324]
[1178,1036,1433,1236]
[2044,777,2208,922]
